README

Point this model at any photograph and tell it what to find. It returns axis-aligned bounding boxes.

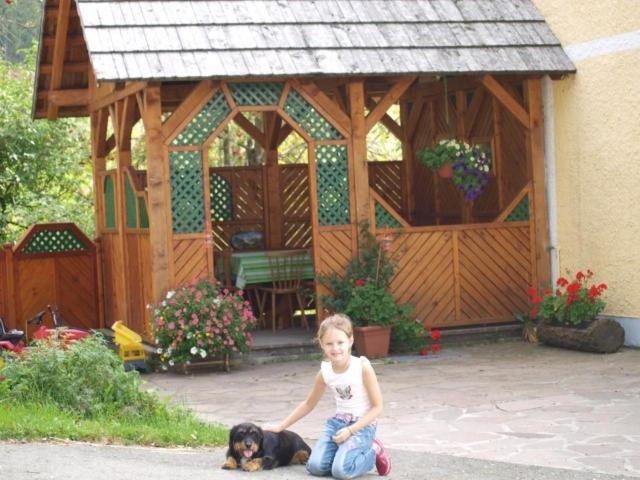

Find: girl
[265,314,391,478]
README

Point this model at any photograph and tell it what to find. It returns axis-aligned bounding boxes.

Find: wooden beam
[263,112,283,249]
[42,35,85,47]
[365,98,402,140]
[89,82,147,112]
[365,76,415,134]
[47,0,71,120]
[463,87,485,134]
[347,81,371,244]
[233,113,266,149]
[117,96,140,151]
[405,96,426,142]
[525,78,551,288]
[481,75,530,130]
[144,84,171,302]
[160,80,215,142]
[276,123,294,147]
[46,89,90,106]
[39,62,88,74]
[293,79,351,137]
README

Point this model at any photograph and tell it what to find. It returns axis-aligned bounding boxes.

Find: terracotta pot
[437,163,454,178]
[353,325,391,358]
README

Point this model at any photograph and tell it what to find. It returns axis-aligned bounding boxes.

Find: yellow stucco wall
[533,1,640,319]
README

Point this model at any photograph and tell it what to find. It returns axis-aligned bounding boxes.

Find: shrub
[0,335,158,417]
[150,278,257,367]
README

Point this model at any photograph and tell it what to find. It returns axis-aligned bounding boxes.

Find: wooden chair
[256,250,310,332]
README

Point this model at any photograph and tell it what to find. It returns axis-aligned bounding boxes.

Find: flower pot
[437,163,454,178]
[537,318,624,353]
[353,326,391,358]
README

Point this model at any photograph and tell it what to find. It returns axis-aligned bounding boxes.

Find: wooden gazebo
[33,0,575,338]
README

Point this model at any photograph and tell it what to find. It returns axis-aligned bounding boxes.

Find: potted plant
[149,278,258,371]
[320,224,425,357]
[528,270,624,353]
[418,139,492,200]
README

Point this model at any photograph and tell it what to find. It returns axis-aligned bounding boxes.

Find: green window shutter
[138,197,149,228]
[104,175,116,229]
[125,175,138,228]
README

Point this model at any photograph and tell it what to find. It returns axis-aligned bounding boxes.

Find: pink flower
[168,322,176,330]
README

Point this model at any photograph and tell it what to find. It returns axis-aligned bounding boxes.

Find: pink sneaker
[372,438,391,476]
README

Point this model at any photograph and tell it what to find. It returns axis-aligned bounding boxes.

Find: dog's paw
[242,459,263,472]
[221,457,238,470]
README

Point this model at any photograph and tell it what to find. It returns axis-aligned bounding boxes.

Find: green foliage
[0,335,159,418]
[0,48,94,242]
[417,139,462,170]
[529,270,607,328]
[366,105,402,162]
[0,0,42,63]
[319,224,427,352]
[150,278,258,367]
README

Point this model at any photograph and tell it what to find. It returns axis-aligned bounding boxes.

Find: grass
[0,401,228,447]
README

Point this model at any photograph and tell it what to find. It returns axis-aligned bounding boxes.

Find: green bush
[0,335,160,417]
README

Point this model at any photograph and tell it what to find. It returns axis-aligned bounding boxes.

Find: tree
[0,0,42,63]
[0,47,93,242]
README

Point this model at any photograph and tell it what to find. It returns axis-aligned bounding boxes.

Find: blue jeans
[306,416,376,479]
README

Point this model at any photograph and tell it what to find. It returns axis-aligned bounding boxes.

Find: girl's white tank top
[320,355,372,418]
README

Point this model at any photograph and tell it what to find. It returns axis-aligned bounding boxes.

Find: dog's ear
[228,425,239,455]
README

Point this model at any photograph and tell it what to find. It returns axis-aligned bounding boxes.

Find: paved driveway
[145,341,640,478]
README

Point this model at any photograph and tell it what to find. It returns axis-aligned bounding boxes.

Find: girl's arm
[333,362,383,443]
[265,370,326,433]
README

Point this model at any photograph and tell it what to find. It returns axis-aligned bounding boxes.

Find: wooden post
[525,78,551,288]
[400,100,414,222]
[264,112,283,249]
[347,81,371,245]
[143,83,171,302]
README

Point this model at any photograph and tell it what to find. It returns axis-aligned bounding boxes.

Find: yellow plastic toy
[111,321,146,368]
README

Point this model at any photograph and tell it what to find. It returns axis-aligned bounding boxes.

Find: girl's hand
[262,424,283,433]
[332,427,353,444]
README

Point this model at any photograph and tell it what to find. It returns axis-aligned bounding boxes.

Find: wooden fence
[0,223,101,337]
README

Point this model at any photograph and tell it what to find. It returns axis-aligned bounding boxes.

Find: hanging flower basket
[417,139,492,200]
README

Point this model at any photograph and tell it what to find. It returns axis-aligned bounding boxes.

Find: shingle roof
[77,0,575,81]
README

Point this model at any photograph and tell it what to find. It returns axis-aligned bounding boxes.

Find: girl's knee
[331,463,356,480]
[306,458,331,476]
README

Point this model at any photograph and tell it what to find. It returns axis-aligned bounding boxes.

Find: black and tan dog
[221,422,311,472]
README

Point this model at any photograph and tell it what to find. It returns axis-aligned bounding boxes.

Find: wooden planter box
[537,318,625,354]
[353,326,391,358]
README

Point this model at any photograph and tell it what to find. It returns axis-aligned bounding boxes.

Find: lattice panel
[210,173,234,222]
[229,82,284,106]
[125,175,137,228]
[228,168,264,221]
[172,91,231,146]
[316,228,354,277]
[457,227,531,322]
[173,238,209,286]
[383,231,456,327]
[507,195,529,222]
[284,89,343,141]
[316,145,350,225]
[283,222,312,249]
[368,161,402,213]
[103,175,116,229]
[375,203,402,229]
[170,151,205,233]
[20,229,89,254]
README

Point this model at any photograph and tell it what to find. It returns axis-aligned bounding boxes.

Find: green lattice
[316,145,350,225]
[138,198,149,228]
[22,229,87,254]
[103,175,116,229]
[375,202,402,228]
[170,151,205,233]
[171,91,231,146]
[507,195,530,222]
[230,82,284,106]
[210,173,233,222]
[284,89,343,141]
[125,175,137,228]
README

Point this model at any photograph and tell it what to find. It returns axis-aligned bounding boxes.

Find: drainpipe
[542,75,559,285]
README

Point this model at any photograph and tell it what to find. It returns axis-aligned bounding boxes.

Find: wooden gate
[0,223,101,336]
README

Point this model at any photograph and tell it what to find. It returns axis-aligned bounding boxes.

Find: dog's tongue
[243,450,253,458]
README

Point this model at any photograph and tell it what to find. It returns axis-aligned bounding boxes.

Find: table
[230,249,315,288]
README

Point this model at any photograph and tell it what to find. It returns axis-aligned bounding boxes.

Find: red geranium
[431,344,441,353]
[566,282,580,295]
[354,279,366,287]
[430,330,442,341]
[419,348,429,356]
[556,277,569,287]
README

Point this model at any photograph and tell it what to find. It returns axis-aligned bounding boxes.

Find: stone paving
[144,340,640,478]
